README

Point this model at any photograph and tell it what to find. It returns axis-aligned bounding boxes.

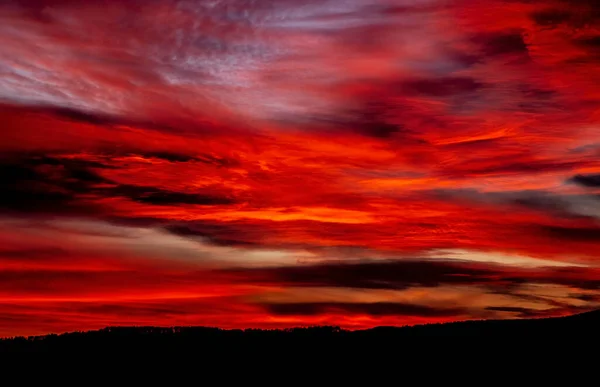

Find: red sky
[1,0,600,337]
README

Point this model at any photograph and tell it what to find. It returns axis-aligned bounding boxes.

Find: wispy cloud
[0,0,600,335]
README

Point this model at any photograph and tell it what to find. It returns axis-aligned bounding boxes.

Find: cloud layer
[1,0,600,336]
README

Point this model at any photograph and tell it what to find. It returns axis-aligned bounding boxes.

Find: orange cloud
[1,0,600,336]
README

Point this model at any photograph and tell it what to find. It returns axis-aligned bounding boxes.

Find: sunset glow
[1,0,600,336]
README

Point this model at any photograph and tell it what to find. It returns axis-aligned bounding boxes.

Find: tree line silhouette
[2,309,600,355]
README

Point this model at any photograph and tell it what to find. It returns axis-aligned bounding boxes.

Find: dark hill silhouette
[3,309,600,356]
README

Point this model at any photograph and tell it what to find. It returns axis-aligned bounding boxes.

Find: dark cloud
[530,9,572,27]
[555,0,600,23]
[447,50,482,68]
[516,85,558,112]
[0,155,106,214]
[357,120,403,140]
[141,151,234,167]
[430,188,600,223]
[577,36,600,50]
[265,302,465,317]
[237,260,505,290]
[188,154,237,168]
[507,193,573,216]
[4,103,238,140]
[486,305,597,319]
[233,260,600,292]
[569,174,600,188]
[474,31,529,57]
[540,225,600,242]
[0,270,132,294]
[0,154,112,184]
[485,306,532,313]
[401,77,485,98]
[571,294,600,303]
[50,107,124,127]
[484,306,553,318]
[14,105,177,133]
[453,158,581,177]
[138,152,203,163]
[0,154,236,215]
[0,247,70,261]
[337,99,405,139]
[545,267,600,290]
[164,222,260,247]
[334,96,427,141]
[77,303,189,317]
[112,185,235,206]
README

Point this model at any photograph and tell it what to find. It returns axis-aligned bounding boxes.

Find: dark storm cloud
[569,174,600,188]
[265,302,465,317]
[141,151,235,167]
[322,95,426,141]
[571,294,600,303]
[400,77,485,98]
[233,260,600,292]
[449,158,582,177]
[236,260,513,290]
[484,306,555,318]
[164,222,261,247]
[76,303,189,317]
[509,193,579,216]
[352,100,405,139]
[540,225,600,242]
[530,9,572,27]
[556,0,600,18]
[0,155,108,214]
[433,188,600,227]
[0,247,70,261]
[0,154,236,215]
[141,152,200,163]
[49,107,125,127]
[11,105,178,134]
[485,306,535,314]
[485,305,596,319]
[546,267,600,290]
[474,31,529,57]
[576,36,600,50]
[355,120,404,139]
[112,185,236,206]
[311,102,405,140]
[326,76,483,140]
[516,85,558,112]
[87,150,235,168]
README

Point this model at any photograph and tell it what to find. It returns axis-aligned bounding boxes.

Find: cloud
[46,107,133,127]
[568,174,600,188]
[112,185,236,206]
[163,222,262,247]
[232,260,600,291]
[1,215,599,336]
[539,225,600,242]
[0,155,102,214]
[400,77,485,98]
[530,9,572,28]
[142,151,235,167]
[483,306,559,318]
[433,188,600,226]
[264,302,465,317]
[473,31,529,58]
[1,0,600,335]
[0,153,237,215]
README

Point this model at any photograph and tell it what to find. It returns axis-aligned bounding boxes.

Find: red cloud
[1,0,600,336]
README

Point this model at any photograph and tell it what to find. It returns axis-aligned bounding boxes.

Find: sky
[1,0,600,337]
